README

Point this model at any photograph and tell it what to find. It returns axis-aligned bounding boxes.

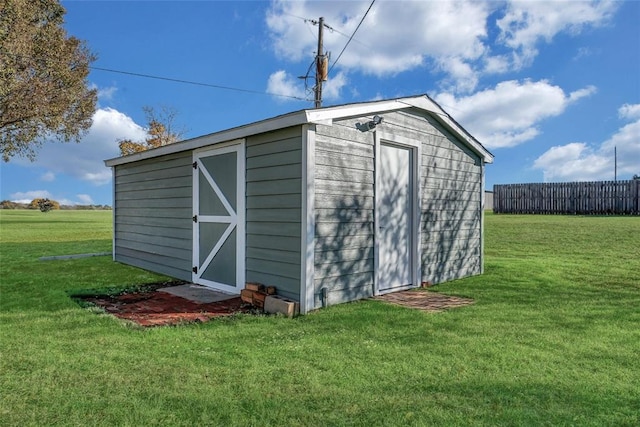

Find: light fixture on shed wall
[356,115,383,132]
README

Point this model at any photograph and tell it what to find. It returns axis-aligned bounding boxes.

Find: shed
[105,95,494,314]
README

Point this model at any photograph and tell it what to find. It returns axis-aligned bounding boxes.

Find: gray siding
[313,109,483,308]
[388,110,483,284]
[245,127,302,301]
[110,105,483,308]
[114,152,193,281]
[314,122,376,307]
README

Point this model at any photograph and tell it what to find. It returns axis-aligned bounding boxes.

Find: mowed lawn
[1,210,638,426]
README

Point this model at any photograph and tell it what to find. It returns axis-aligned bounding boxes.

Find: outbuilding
[105,95,493,314]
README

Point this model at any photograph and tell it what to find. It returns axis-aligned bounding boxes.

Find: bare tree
[118,106,187,156]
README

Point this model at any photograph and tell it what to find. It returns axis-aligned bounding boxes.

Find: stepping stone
[158,284,236,304]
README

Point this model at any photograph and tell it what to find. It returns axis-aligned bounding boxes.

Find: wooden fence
[493,180,640,215]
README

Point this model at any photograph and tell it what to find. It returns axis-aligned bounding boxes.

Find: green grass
[1,210,639,426]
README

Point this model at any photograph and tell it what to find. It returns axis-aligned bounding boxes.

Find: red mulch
[77,284,474,327]
[79,283,254,327]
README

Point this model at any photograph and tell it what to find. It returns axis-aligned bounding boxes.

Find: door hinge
[192,215,198,223]
[192,161,198,169]
[192,266,198,274]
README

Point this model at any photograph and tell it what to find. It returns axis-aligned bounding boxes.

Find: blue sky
[2,0,639,206]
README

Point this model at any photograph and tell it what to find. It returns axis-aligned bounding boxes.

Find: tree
[0,0,97,161]
[37,198,54,212]
[118,106,186,156]
[28,198,60,212]
[0,200,19,209]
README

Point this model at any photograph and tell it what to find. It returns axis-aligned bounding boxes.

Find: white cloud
[437,57,479,93]
[435,80,597,148]
[76,194,94,205]
[568,85,597,103]
[89,83,118,103]
[482,55,511,74]
[15,108,147,186]
[601,114,640,162]
[98,86,117,101]
[266,0,490,92]
[266,68,348,103]
[265,1,618,95]
[572,46,600,61]
[532,142,611,181]
[10,190,54,204]
[40,172,55,182]
[267,70,307,101]
[320,71,348,101]
[619,103,640,121]
[10,190,98,206]
[533,104,640,181]
[496,0,618,68]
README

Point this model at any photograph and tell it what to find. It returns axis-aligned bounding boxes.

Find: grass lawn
[1,210,639,426]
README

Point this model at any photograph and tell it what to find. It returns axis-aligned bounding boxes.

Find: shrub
[28,198,60,212]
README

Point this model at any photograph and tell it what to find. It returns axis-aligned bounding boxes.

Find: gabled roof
[105,94,493,167]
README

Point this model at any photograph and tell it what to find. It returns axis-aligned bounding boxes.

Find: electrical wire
[89,66,309,101]
[285,11,367,46]
[298,59,317,96]
[5,52,310,101]
[328,0,376,75]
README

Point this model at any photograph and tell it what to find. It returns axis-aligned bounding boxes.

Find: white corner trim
[300,125,316,314]
[111,167,116,261]
[373,132,381,295]
[480,158,486,275]
[236,142,246,290]
[413,140,422,287]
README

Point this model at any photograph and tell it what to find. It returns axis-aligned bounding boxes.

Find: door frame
[192,140,245,294]
[374,132,421,295]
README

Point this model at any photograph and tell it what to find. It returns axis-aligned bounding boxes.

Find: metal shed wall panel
[245,127,302,301]
[113,151,193,281]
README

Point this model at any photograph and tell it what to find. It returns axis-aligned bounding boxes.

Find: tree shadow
[421,162,482,286]
[313,116,484,308]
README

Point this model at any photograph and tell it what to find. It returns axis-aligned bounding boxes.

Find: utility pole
[313,17,329,108]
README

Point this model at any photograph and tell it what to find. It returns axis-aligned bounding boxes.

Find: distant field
[1,210,638,426]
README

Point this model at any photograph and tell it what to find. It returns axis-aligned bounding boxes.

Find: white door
[378,142,413,292]
[193,144,245,293]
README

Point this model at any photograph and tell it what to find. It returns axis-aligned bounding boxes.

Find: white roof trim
[105,95,493,167]
[401,97,493,163]
[105,110,308,166]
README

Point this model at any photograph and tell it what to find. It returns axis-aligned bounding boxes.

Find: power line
[329,0,376,74]
[5,51,310,101]
[282,11,368,47]
[89,66,309,101]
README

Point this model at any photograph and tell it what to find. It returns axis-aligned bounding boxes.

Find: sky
[1,0,639,206]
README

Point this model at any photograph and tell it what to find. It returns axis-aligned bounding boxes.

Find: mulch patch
[76,283,473,326]
[77,282,255,327]
[373,289,474,312]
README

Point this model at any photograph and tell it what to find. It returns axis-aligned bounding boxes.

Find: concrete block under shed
[264,295,299,318]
